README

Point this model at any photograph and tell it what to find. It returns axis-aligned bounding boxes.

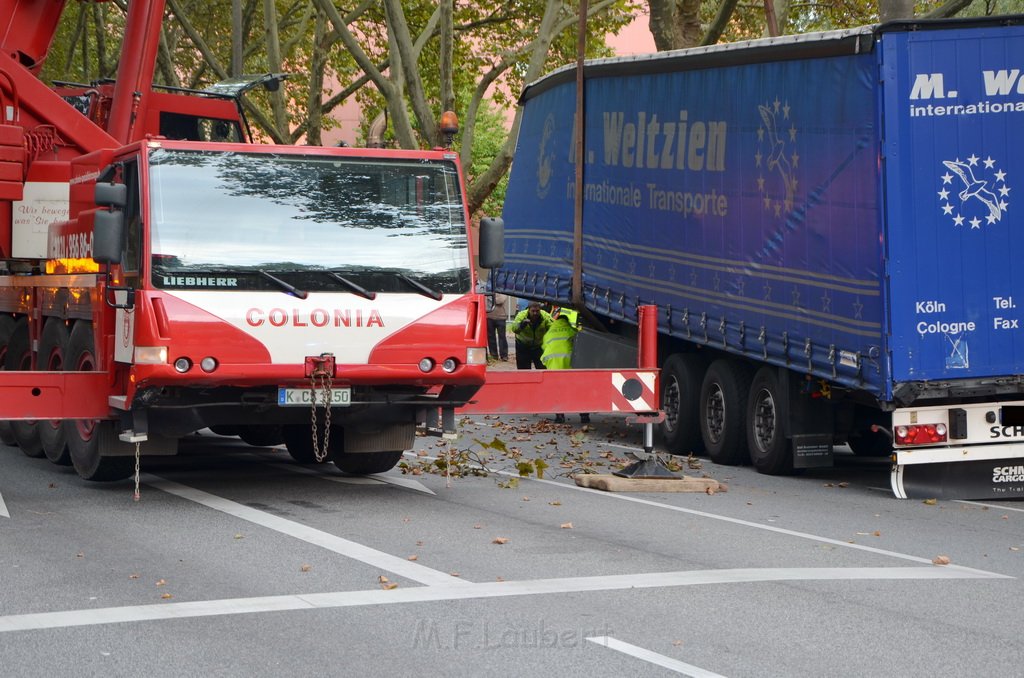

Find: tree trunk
[879,0,915,21]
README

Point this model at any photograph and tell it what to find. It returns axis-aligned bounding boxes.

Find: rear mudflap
[892,459,1024,500]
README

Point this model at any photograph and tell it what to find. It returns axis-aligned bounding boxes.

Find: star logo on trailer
[755,98,799,216]
[938,154,1010,229]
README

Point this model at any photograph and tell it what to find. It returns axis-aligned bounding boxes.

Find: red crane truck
[0,0,500,481]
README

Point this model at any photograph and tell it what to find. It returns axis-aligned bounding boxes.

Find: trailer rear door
[881,20,1024,387]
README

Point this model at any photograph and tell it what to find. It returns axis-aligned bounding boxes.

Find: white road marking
[956,499,1024,513]
[0,488,8,518]
[443,461,1002,578]
[142,474,465,587]
[260,460,435,495]
[586,636,727,677]
[0,565,1004,633]
[410,452,1005,577]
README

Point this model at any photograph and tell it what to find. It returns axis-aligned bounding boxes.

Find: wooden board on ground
[574,474,724,493]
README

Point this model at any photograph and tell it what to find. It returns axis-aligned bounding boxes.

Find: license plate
[278,387,351,407]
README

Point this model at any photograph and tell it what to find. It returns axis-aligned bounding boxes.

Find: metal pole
[572,0,587,307]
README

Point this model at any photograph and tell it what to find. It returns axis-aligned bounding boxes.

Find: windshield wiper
[324,271,376,300]
[258,270,308,299]
[396,273,443,301]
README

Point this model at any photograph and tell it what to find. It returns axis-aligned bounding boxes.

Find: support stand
[613,414,679,479]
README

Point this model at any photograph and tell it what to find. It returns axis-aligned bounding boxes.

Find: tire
[39,319,71,465]
[698,359,754,465]
[282,424,339,464]
[659,353,706,455]
[746,367,796,475]
[6,318,43,458]
[238,424,284,447]
[333,450,404,475]
[64,322,133,482]
[0,314,17,446]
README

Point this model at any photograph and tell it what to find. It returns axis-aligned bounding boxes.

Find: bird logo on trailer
[938,154,1010,229]
[755,99,798,217]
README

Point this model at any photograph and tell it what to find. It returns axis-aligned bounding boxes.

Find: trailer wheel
[282,424,338,464]
[6,318,43,458]
[746,367,795,475]
[39,319,71,465]
[659,354,706,455]
[0,314,17,446]
[64,322,133,482]
[237,424,284,447]
[699,359,753,465]
[333,450,404,475]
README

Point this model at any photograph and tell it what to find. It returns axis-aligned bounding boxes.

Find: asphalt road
[1,414,1022,677]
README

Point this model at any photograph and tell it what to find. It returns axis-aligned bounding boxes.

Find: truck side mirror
[478,217,505,269]
[93,209,125,264]
[95,182,127,208]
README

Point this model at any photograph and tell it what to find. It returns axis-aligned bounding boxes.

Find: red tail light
[894,423,948,446]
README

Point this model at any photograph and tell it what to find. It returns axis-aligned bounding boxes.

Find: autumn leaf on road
[932,555,951,565]
[492,537,510,544]
[560,522,573,529]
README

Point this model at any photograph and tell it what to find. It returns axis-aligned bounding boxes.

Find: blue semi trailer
[494,16,1024,499]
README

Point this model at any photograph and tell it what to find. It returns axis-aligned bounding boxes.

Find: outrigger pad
[892,459,1024,500]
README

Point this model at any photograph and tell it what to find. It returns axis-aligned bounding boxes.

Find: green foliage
[467,100,510,218]
[514,457,549,478]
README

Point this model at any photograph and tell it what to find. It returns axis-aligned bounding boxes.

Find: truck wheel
[238,424,284,447]
[746,367,795,475]
[0,314,17,446]
[282,424,338,464]
[39,319,71,465]
[699,359,753,465]
[333,450,404,475]
[6,318,43,458]
[659,353,706,455]
[64,322,133,482]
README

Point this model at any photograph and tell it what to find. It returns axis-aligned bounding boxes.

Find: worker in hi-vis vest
[542,307,589,424]
[511,301,552,369]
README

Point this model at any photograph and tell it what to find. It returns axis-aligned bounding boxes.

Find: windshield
[147,149,471,294]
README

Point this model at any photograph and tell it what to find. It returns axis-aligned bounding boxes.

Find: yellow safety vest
[541,317,577,369]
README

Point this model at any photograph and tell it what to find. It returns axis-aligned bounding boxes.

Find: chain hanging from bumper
[308,354,335,462]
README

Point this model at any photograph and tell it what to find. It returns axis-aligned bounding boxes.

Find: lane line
[142,474,467,587]
[0,565,1004,633]
[0,488,8,518]
[414,454,1006,579]
[586,636,727,677]
[956,499,1024,514]
[259,460,436,495]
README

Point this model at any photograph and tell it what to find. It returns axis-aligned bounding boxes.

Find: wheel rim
[73,347,96,441]
[704,384,725,444]
[45,344,63,431]
[663,376,681,433]
[752,388,777,453]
